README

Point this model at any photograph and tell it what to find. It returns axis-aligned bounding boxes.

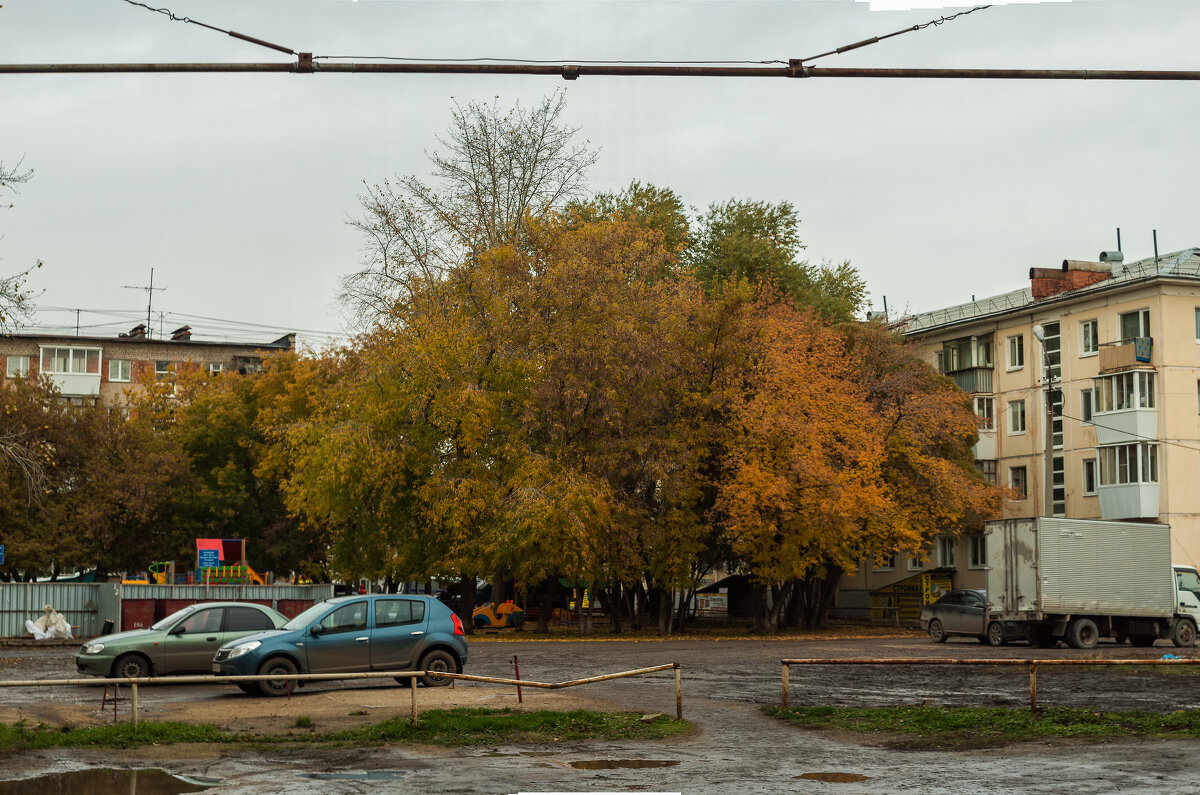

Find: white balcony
[973,428,996,460]
[48,372,101,397]
[1093,408,1157,446]
[1098,483,1159,521]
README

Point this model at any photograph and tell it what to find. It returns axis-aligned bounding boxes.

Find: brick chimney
[170,325,192,342]
[121,323,148,339]
[1029,257,1113,300]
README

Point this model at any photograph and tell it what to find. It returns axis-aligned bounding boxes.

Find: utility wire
[119,0,296,55]
[800,5,992,64]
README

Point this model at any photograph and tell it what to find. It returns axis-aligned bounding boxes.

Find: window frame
[968,535,987,569]
[1083,458,1098,495]
[1008,400,1026,435]
[39,346,101,376]
[5,354,30,378]
[1119,308,1151,341]
[1080,318,1099,356]
[937,536,955,568]
[1006,334,1024,371]
[108,358,131,383]
[1010,466,1028,499]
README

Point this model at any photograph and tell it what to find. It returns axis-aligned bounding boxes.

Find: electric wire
[119,0,296,55]
[800,5,992,64]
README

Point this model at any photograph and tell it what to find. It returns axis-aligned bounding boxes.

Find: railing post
[410,675,418,724]
[782,663,789,708]
[674,663,682,721]
[1029,662,1038,713]
[131,683,138,728]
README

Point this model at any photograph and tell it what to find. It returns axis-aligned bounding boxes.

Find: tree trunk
[605,586,623,633]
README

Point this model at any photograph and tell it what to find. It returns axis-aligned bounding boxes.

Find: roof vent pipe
[1061,259,1111,274]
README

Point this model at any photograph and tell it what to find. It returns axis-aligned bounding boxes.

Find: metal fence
[780,656,1200,712]
[0,582,334,638]
[0,663,684,728]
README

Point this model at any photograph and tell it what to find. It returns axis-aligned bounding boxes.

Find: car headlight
[227,640,261,659]
[82,643,105,654]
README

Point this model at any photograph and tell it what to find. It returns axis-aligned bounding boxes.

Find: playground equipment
[473,600,525,628]
[120,561,176,585]
[200,564,265,585]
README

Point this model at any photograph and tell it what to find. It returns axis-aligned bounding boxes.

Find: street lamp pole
[1032,324,1055,518]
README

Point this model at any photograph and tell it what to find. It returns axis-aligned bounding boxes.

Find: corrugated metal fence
[0,583,334,638]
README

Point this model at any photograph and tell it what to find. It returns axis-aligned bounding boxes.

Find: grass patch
[0,710,687,752]
[765,704,1200,750]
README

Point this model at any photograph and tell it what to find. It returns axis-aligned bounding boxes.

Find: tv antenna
[122,268,167,337]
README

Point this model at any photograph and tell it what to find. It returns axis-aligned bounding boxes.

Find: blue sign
[198,549,220,569]
[0,545,4,565]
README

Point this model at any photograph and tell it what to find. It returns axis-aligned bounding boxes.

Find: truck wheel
[927,619,948,643]
[986,621,1007,647]
[1067,618,1099,649]
[1172,620,1197,648]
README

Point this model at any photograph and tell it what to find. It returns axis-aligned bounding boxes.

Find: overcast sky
[1,0,1196,348]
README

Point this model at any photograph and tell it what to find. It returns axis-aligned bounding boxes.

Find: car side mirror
[309,625,323,637]
[169,625,186,636]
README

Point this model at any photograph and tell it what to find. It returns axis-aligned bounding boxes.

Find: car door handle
[205,636,217,642]
[356,636,370,642]
[410,631,424,636]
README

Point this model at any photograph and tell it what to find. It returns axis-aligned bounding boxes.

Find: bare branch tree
[0,156,40,332]
[342,91,598,324]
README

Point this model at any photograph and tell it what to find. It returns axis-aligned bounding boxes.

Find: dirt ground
[6,633,1200,793]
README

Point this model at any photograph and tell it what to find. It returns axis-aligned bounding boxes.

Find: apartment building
[836,247,1200,618]
[0,323,295,406]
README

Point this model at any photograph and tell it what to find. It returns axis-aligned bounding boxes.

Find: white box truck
[985,517,1200,649]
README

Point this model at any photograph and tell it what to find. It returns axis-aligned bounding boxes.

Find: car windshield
[150,605,197,631]
[282,601,334,631]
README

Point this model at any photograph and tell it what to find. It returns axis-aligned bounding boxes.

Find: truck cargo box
[985,517,1174,619]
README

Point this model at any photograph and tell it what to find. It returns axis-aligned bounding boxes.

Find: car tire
[1067,618,1099,650]
[419,649,457,687]
[112,653,150,680]
[927,619,948,643]
[236,683,258,695]
[257,657,298,697]
[986,621,1007,647]
[1172,620,1197,648]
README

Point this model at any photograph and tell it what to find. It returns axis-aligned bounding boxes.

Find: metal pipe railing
[780,657,1200,712]
[0,663,683,727]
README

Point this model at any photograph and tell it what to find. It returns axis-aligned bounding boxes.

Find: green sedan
[76,601,288,679]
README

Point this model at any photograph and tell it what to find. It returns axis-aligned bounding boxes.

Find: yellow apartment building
[834,247,1200,620]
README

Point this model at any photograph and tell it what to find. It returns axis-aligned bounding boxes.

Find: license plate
[212,665,221,674]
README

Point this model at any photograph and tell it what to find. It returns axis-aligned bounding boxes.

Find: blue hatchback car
[212,594,468,696]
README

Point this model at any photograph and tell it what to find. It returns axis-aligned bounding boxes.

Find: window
[1052,456,1065,516]
[5,355,29,378]
[1098,443,1159,485]
[225,606,276,633]
[1083,458,1098,495]
[1008,400,1026,434]
[206,362,223,376]
[1094,372,1155,412]
[1010,466,1028,498]
[1119,308,1150,340]
[937,536,955,568]
[1007,335,1024,370]
[907,553,924,571]
[976,460,997,485]
[177,608,224,635]
[1081,388,1093,424]
[318,601,368,634]
[974,396,994,430]
[376,599,426,628]
[39,346,100,375]
[969,535,987,568]
[1081,319,1099,355]
[108,359,131,382]
[236,356,263,375]
[155,360,175,381]
[873,553,896,571]
[1038,321,1061,383]
[1195,308,1200,341]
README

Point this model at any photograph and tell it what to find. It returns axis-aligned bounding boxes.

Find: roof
[897,248,1200,336]
[0,331,296,350]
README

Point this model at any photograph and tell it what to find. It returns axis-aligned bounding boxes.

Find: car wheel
[1173,620,1197,648]
[1067,618,1099,649]
[927,619,948,643]
[419,650,457,687]
[1131,635,1157,647]
[986,621,1007,647]
[112,653,150,679]
[257,657,298,697]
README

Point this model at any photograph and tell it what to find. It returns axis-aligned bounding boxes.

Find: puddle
[795,772,871,783]
[300,771,408,781]
[570,760,681,770]
[0,769,217,794]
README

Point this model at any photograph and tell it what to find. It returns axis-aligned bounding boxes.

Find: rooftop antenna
[1153,230,1160,264]
[122,268,167,338]
[1116,228,1122,253]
